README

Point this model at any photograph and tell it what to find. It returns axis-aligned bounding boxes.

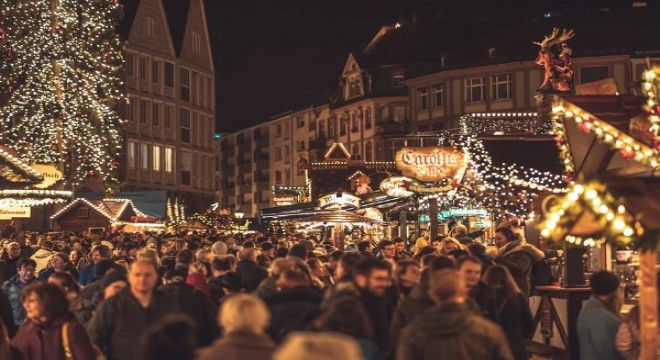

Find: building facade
[218,6,660,217]
[120,0,216,213]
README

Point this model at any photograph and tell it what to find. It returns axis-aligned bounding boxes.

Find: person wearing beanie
[577,270,624,360]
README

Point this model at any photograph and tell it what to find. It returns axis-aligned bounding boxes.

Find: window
[432,84,444,107]
[275,124,282,137]
[285,169,291,182]
[328,118,335,137]
[465,77,485,103]
[180,108,190,142]
[139,99,148,124]
[352,144,360,160]
[393,106,407,123]
[152,103,160,126]
[491,74,512,100]
[365,108,372,129]
[417,88,428,110]
[180,151,191,185]
[126,53,135,77]
[365,142,372,161]
[275,147,282,161]
[140,143,149,170]
[192,71,199,105]
[319,119,325,135]
[433,122,446,131]
[392,73,404,87]
[309,117,316,131]
[580,66,609,84]
[127,141,137,169]
[140,56,149,81]
[275,171,282,184]
[340,118,347,136]
[180,68,190,101]
[284,145,290,163]
[164,105,172,128]
[152,59,160,84]
[348,79,362,98]
[164,62,174,87]
[296,140,305,151]
[351,112,358,131]
[152,145,161,171]
[192,31,201,54]
[296,116,305,128]
[165,147,174,173]
[146,17,155,37]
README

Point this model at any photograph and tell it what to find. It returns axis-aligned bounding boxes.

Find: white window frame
[491,74,513,100]
[417,88,428,110]
[140,143,149,170]
[181,151,192,172]
[127,141,137,169]
[152,145,161,171]
[151,58,160,84]
[465,77,485,103]
[432,83,444,107]
[165,147,174,173]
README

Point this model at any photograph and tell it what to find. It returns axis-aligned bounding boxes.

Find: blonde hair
[439,237,464,254]
[219,294,270,334]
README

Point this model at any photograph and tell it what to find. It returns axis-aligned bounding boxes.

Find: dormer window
[392,70,405,88]
[347,78,362,98]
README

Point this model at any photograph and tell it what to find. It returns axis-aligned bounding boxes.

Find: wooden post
[639,250,658,360]
[429,197,438,241]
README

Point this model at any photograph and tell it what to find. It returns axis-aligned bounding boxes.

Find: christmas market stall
[0,146,73,230]
[533,73,660,359]
[50,198,161,233]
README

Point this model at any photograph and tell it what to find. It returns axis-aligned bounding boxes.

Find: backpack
[531,258,552,287]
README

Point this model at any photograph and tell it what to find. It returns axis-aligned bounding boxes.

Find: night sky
[202,0,621,132]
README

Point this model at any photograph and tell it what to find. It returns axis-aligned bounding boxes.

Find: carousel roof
[295,210,386,225]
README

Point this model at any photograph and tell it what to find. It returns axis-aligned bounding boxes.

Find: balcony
[375,122,408,136]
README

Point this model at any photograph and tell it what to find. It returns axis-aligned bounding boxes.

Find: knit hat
[100,271,127,290]
[273,332,363,360]
[590,270,620,295]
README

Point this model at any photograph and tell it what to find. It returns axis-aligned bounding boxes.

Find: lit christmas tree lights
[0,0,125,189]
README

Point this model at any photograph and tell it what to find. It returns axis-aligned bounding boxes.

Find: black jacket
[159,282,220,346]
[207,275,226,303]
[264,287,322,343]
[0,257,19,285]
[0,289,15,337]
[87,288,180,360]
[237,260,268,292]
[491,289,534,360]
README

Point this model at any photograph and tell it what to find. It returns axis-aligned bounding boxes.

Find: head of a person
[256,254,272,269]
[353,258,391,297]
[276,269,310,291]
[336,252,362,280]
[139,314,198,360]
[211,255,236,275]
[195,249,211,264]
[467,242,487,257]
[420,253,438,269]
[482,265,520,298]
[220,272,243,294]
[327,250,343,269]
[7,242,20,259]
[494,225,519,248]
[357,240,372,254]
[259,241,275,256]
[101,271,129,299]
[270,258,295,277]
[176,249,194,266]
[457,255,483,289]
[288,244,309,261]
[393,238,406,254]
[440,237,463,255]
[313,296,373,339]
[589,270,622,314]
[50,252,69,272]
[430,255,457,272]
[21,282,68,323]
[414,246,436,262]
[211,240,228,256]
[129,259,159,295]
[16,258,36,283]
[430,236,445,252]
[428,268,464,305]
[188,262,207,277]
[453,225,467,237]
[307,258,326,278]
[378,240,396,259]
[396,259,420,288]
[219,294,270,334]
[91,244,112,264]
[48,272,79,294]
[273,332,364,360]
[239,247,257,263]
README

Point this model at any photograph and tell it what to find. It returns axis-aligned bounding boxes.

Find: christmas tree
[0,0,125,189]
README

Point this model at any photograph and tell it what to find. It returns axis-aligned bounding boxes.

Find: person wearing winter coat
[197,294,275,360]
[29,240,56,274]
[492,225,545,297]
[1,258,37,328]
[11,282,97,360]
[397,269,514,360]
[38,252,79,282]
[47,272,94,326]
[236,248,268,292]
[0,242,21,285]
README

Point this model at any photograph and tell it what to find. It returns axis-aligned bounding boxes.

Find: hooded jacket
[30,248,55,273]
[1,274,36,327]
[397,301,514,360]
[495,239,545,296]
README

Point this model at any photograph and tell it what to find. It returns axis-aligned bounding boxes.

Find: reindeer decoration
[534,28,575,92]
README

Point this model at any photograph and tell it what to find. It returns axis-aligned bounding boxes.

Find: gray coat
[196,332,275,360]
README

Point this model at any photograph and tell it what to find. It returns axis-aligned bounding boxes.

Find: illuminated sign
[318,193,361,210]
[0,207,31,219]
[31,164,63,189]
[395,147,467,182]
[419,208,488,223]
[273,195,297,206]
[379,176,415,198]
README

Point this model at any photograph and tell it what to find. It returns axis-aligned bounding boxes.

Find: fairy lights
[461,112,545,135]
[0,0,125,188]
[51,198,147,221]
[642,66,660,137]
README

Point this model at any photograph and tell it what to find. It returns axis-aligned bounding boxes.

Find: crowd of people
[0,222,655,360]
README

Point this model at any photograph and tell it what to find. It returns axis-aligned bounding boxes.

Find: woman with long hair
[48,272,94,326]
[11,282,97,359]
[38,252,79,282]
[482,265,534,360]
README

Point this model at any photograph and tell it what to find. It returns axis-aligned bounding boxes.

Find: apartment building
[119,0,216,213]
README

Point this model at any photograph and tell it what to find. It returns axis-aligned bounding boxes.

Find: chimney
[488,47,497,59]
